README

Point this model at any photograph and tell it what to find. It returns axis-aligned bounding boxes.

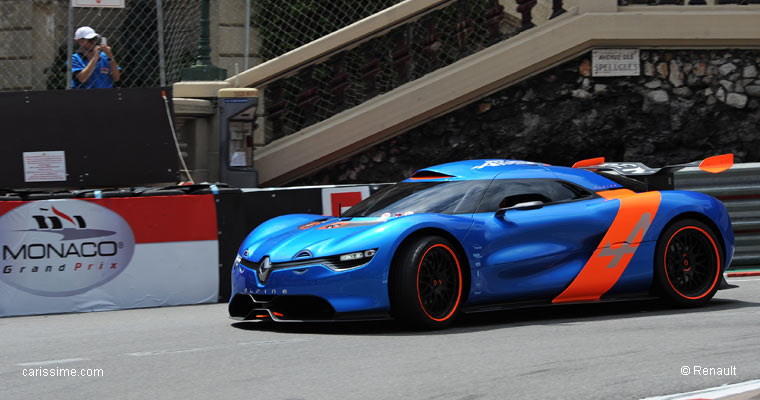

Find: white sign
[321,186,371,216]
[592,49,640,77]
[71,0,125,8]
[23,151,67,182]
[230,151,248,167]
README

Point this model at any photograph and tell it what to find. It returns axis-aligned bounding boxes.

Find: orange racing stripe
[553,190,661,303]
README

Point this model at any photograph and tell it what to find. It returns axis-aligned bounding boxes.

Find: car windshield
[343,180,490,218]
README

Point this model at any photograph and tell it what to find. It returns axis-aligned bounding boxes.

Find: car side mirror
[495,201,544,218]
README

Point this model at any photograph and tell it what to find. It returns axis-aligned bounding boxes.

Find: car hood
[240,216,391,263]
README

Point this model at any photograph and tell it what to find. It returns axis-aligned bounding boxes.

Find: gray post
[244,0,250,71]
[180,0,227,80]
[66,4,73,90]
[156,0,167,86]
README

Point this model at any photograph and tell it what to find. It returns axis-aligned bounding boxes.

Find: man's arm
[74,47,101,83]
[103,45,120,83]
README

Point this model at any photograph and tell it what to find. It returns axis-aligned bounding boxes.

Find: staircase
[174,0,760,186]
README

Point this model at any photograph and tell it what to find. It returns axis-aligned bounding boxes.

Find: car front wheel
[390,235,464,329]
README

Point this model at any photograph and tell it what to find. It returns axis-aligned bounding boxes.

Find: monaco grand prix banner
[0,195,218,317]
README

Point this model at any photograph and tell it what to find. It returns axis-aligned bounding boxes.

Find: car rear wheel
[390,235,463,330]
[654,219,723,307]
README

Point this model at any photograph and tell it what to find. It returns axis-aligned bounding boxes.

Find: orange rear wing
[697,154,734,174]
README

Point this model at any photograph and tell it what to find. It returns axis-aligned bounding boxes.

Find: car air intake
[228,293,256,320]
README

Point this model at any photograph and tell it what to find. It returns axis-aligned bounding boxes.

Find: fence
[0,0,199,91]
[252,0,406,62]
[675,163,760,268]
[251,0,540,145]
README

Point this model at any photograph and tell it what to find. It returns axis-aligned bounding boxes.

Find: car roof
[404,159,623,192]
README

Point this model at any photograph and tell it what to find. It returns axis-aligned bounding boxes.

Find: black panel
[214,185,390,302]
[214,188,324,302]
[0,88,179,189]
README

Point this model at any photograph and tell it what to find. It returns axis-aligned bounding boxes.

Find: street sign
[592,49,640,77]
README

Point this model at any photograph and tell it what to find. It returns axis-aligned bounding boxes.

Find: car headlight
[339,249,376,262]
[234,254,243,273]
[330,249,378,270]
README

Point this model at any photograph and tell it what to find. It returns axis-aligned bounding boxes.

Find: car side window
[476,179,592,213]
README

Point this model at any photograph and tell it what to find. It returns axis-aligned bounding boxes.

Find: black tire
[654,219,723,307]
[390,235,464,330]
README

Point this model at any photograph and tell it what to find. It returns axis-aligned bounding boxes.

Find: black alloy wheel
[417,244,461,320]
[654,219,723,307]
[390,235,464,329]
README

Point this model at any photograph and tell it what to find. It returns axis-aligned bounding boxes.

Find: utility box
[218,88,259,188]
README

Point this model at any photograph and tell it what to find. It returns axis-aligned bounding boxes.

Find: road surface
[2,277,759,400]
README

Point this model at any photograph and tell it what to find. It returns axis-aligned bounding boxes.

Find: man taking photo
[72,26,121,89]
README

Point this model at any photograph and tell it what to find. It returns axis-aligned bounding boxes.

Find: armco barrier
[675,163,760,268]
[2,165,755,317]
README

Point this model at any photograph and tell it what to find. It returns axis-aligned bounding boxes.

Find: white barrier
[0,195,219,317]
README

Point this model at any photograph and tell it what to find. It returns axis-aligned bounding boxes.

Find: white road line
[641,379,760,400]
[728,278,760,282]
[17,358,88,366]
[125,339,313,358]
[237,338,313,346]
[125,347,219,357]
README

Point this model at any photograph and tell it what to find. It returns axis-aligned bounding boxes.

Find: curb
[727,270,760,278]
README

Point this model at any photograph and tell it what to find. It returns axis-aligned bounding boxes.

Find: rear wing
[571,154,734,191]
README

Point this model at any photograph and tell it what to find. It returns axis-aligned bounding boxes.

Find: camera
[88,35,106,46]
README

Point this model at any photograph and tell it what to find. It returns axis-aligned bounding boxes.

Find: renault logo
[258,256,272,283]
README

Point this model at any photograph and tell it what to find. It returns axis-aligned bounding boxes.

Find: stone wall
[296,49,760,185]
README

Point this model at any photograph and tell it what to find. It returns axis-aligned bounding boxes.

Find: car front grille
[240,254,370,272]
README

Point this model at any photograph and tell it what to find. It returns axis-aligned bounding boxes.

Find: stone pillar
[172,81,231,182]
[216,0,262,77]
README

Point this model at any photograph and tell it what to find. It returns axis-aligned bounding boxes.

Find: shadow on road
[230,296,760,336]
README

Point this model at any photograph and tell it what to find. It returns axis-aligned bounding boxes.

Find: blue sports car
[229,155,735,329]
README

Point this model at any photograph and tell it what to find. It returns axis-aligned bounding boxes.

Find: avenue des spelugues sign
[592,49,641,77]
[0,200,135,297]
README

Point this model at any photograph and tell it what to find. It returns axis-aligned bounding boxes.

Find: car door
[464,178,619,304]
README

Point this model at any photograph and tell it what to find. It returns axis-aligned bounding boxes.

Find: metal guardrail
[675,162,760,268]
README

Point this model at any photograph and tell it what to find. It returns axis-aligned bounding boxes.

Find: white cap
[74,26,98,40]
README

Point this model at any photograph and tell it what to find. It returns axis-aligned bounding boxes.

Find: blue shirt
[71,51,119,89]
